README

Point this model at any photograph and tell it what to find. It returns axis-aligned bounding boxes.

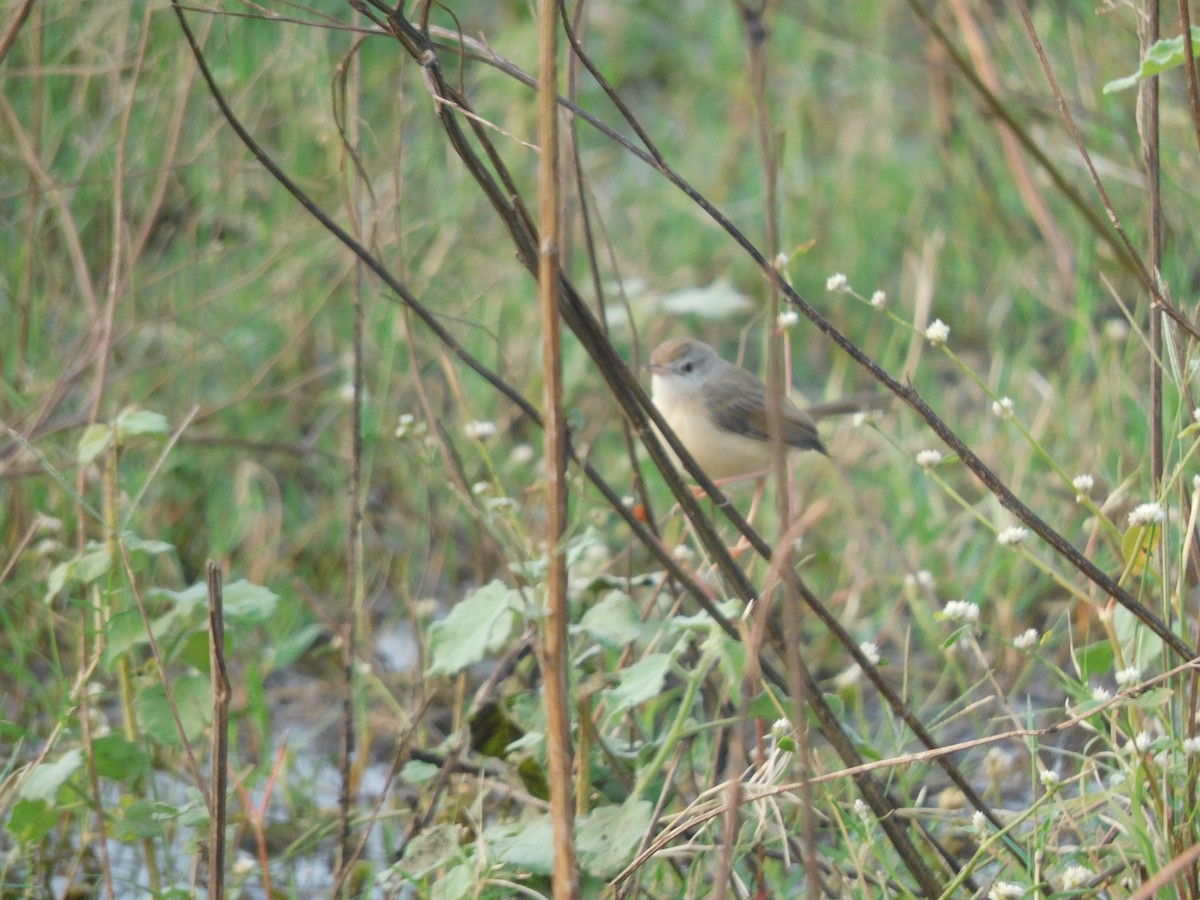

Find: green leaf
[77,423,113,465]
[604,653,672,716]
[1120,523,1158,575]
[400,760,440,785]
[487,815,554,875]
[398,823,461,877]
[20,749,83,802]
[577,799,654,878]
[577,591,643,648]
[92,734,152,783]
[134,675,211,746]
[426,581,519,676]
[6,799,57,843]
[430,864,473,900]
[1075,641,1114,682]
[114,407,170,441]
[221,580,279,623]
[1104,27,1200,93]
[1130,686,1173,709]
[270,622,324,670]
[112,797,163,842]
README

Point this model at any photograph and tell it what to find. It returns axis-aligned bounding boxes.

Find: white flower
[1132,731,1153,753]
[777,309,800,328]
[1115,665,1141,688]
[1038,768,1060,789]
[771,718,790,738]
[773,251,789,270]
[472,481,492,496]
[988,883,1026,899]
[851,409,882,428]
[925,318,950,346]
[853,798,870,820]
[972,810,987,834]
[1060,864,1092,890]
[394,413,418,437]
[1090,686,1112,702]
[941,600,980,624]
[1194,407,1200,423]
[826,272,849,292]
[904,570,935,591]
[916,449,943,468]
[671,544,694,563]
[1183,736,1200,755]
[859,641,881,665]
[1013,628,1038,650]
[870,290,887,309]
[464,420,497,440]
[992,396,1014,419]
[1128,502,1164,526]
[997,526,1028,546]
[1072,474,1094,501]
[511,443,536,464]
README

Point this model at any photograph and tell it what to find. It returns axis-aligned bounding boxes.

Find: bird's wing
[704,366,826,454]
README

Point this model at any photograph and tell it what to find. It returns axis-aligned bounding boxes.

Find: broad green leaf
[77,423,113,465]
[134,675,211,746]
[430,864,473,900]
[149,579,278,626]
[92,734,152,783]
[398,823,461,877]
[21,749,82,802]
[577,799,654,878]
[1074,641,1114,682]
[1104,27,1200,93]
[487,815,554,875]
[604,653,672,716]
[401,760,440,785]
[577,591,643,648]
[426,581,519,676]
[114,407,170,441]
[6,799,57,843]
[112,797,162,842]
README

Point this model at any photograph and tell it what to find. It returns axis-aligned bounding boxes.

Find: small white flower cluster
[464,420,497,441]
[916,449,943,469]
[1114,665,1141,689]
[1183,736,1200,755]
[870,290,887,309]
[992,397,1014,419]
[777,309,800,328]
[1012,628,1038,650]
[1091,685,1112,702]
[1127,502,1164,526]
[925,318,950,346]
[395,413,426,438]
[1060,864,1092,890]
[905,570,936,591]
[826,272,849,292]
[1072,474,1094,502]
[858,641,881,665]
[1130,731,1153,753]
[941,600,980,624]
[852,409,883,428]
[997,526,1028,547]
[988,882,1026,899]
[1038,768,1061,789]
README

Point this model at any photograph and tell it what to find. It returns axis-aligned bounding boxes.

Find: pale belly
[654,408,781,481]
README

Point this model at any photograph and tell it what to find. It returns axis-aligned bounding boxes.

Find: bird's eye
[681,362,694,374]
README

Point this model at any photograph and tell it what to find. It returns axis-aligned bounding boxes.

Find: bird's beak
[644,362,666,374]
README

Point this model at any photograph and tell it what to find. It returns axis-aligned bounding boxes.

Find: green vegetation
[3,1,1200,896]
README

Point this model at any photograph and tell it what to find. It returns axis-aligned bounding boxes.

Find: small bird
[645,337,827,481]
